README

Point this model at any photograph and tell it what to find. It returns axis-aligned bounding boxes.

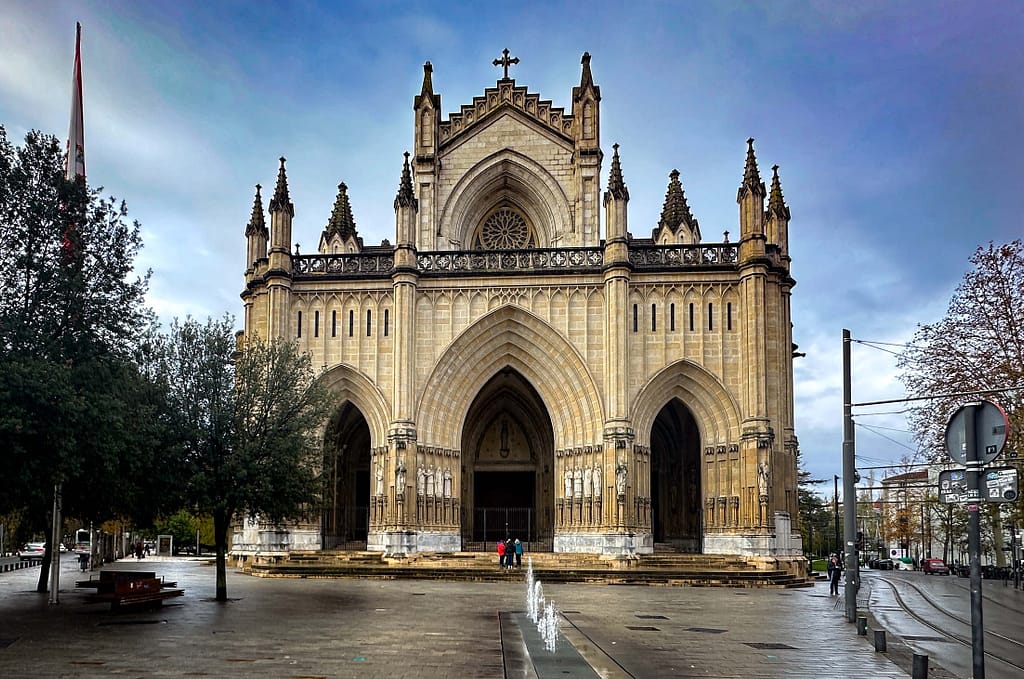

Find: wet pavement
[0,556,910,678]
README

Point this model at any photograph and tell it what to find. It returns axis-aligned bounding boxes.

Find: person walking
[827,553,843,596]
[514,538,523,569]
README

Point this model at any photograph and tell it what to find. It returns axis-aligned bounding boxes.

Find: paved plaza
[1,557,909,678]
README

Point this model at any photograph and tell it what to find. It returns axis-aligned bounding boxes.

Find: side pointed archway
[460,368,554,547]
[650,399,702,551]
[322,402,371,549]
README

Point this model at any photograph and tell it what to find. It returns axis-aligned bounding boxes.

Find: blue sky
[2,1,1022,492]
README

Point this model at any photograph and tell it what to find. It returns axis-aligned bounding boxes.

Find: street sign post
[942,400,1011,679]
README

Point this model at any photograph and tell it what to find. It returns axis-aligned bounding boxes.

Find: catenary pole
[842,329,858,622]
[965,404,986,679]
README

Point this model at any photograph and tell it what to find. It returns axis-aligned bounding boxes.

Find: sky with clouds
[2,1,1022,493]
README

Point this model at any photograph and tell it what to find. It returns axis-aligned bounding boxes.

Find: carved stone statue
[564,467,574,499]
[425,466,435,497]
[375,463,384,496]
[592,465,602,498]
[442,468,452,498]
[757,461,770,498]
[417,465,426,496]
[573,468,583,497]
[615,463,627,496]
[582,466,592,497]
[395,463,407,493]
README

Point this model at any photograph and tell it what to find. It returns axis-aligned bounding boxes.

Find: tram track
[877,575,1024,674]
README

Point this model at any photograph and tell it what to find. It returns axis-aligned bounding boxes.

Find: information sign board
[981,467,1019,503]
[938,469,976,503]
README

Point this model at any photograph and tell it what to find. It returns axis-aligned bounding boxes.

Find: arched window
[583,101,594,140]
[471,205,536,250]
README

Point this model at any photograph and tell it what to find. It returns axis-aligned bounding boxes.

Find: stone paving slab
[0,557,908,678]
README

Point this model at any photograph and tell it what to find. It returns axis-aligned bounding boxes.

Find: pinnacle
[324,182,358,241]
[604,143,629,202]
[245,183,267,237]
[659,169,696,231]
[269,156,294,216]
[767,164,790,220]
[741,137,764,195]
[394,151,418,210]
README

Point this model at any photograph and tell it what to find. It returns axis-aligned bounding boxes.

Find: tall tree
[898,240,1024,564]
[0,127,156,589]
[160,316,333,601]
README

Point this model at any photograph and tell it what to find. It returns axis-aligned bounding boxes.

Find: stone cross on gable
[493,48,519,79]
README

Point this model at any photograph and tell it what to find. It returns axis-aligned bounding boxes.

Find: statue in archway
[375,462,384,496]
[417,465,426,495]
[592,464,602,498]
[564,467,574,499]
[573,467,583,497]
[442,468,453,498]
[425,466,435,497]
[396,462,407,494]
[582,466,592,497]
[615,463,628,496]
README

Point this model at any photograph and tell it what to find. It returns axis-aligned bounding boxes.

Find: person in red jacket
[496,539,505,569]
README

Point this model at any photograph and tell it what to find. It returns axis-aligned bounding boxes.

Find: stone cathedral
[237,51,801,559]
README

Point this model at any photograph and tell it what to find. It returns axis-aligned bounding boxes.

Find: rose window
[476,207,534,249]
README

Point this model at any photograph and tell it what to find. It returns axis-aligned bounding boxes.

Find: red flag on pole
[66,22,85,181]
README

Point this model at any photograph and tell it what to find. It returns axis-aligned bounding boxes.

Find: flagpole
[66,21,85,182]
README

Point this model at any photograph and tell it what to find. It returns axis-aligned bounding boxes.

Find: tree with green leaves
[0,127,163,590]
[898,240,1024,565]
[158,316,333,601]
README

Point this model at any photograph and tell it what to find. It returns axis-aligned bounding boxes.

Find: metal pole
[833,475,840,556]
[965,404,985,679]
[842,329,859,622]
[48,484,62,604]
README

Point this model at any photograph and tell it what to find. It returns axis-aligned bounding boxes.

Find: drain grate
[626,625,661,631]
[98,620,163,627]
[0,639,16,649]
[686,627,727,634]
[745,642,796,650]
[902,635,950,642]
[635,614,668,620]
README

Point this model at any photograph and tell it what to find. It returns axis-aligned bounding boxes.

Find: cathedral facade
[238,52,801,558]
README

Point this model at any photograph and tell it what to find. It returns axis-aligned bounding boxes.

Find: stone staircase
[245,549,811,588]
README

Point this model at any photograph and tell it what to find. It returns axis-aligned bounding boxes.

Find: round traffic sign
[944,400,1010,464]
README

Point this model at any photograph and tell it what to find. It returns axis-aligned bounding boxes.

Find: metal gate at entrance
[471,470,535,542]
[473,507,532,544]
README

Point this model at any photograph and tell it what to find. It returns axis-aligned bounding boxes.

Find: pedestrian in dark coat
[827,553,843,596]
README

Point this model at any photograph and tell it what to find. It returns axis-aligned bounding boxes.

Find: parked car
[18,543,46,560]
[872,558,894,570]
[921,558,949,575]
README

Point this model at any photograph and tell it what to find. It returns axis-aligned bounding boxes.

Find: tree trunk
[35,537,51,594]
[213,510,229,602]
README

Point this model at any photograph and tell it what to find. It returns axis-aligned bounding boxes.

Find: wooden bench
[78,570,184,610]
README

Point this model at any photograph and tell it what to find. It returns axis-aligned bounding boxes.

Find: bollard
[912,653,929,679]
[856,616,867,636]
[873,629,887,652]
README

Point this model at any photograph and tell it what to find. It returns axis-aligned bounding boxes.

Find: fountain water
[524,557,558,651]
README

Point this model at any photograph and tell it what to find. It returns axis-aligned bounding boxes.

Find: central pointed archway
[322,402,371,549]
[460,367,554,547]
[650,398,702,551]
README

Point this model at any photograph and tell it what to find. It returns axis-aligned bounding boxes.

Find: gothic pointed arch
[631,359,742,448]
[417,305,603,451]
[437,149,573,248]
[319,363,391,449]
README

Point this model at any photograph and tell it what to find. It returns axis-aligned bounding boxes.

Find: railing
[292,243,738,278]
[418,247,604,274]
[295,253,393,277]
[629,243,737,268]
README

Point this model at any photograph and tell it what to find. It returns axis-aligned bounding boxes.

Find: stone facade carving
[239,51,800,559]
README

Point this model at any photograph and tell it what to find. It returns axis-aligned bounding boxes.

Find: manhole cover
[626,626,660,632]
[745,642,796,650]
[635,614,668,620]
[686,627,727,634]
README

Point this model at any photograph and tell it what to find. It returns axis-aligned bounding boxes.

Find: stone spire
[658,169,698,234]
[394,152,418,210]
[268,156,294,216]
[766,164,790,221]
[737,137,765,200]
[579,52,594,90]
[420,61,434,100]
[245,184,267,237]
[323,183,358,241]
[603,143,629,203]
